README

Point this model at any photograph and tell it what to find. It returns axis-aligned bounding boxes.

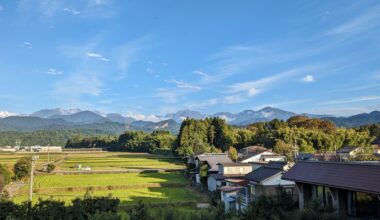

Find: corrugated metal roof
[282,161,380,194]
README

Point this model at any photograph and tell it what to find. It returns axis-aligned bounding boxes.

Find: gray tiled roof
[196,153,233,172]
[266,161,288,169]
[336,146,361,153]
[372,137,380,145]
[245,166,282,183]
[282,161,380,194]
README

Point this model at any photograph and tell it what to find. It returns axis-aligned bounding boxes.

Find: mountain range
[0,107,379,134]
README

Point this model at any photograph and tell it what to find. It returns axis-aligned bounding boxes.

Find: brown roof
[282,161,380,194]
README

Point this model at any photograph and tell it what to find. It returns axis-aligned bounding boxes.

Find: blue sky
[0,0,380,117]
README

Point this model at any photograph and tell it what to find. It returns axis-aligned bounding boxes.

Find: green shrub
[46,163,55,173]
[13,157,32,181]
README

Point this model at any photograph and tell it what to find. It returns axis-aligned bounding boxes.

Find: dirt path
[4,182,26,197]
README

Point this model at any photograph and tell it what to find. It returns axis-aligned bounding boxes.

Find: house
[336,146,362,160]
[192,153,233,184]
[207,163,255,192]
[296,153,315,161]
[282,161,380,219]
[238,146,285,163]
[372,137,380,148]
[235,164,296,211]
[219,161,296,212]
[372,138,380,155]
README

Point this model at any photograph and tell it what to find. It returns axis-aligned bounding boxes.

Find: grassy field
[1,151,204,206]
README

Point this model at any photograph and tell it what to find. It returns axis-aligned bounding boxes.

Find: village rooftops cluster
[187,145,380,218]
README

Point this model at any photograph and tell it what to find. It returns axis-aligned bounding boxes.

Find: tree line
[62,116,379,159]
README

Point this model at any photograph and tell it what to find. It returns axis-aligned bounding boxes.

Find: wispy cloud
[0,5,4,11]
[322,95,380,105]
[185,98,219,109]
[86,52,110,61]
[228,68,305,96]
[155,88,183,103]
[193,70,214,83]
[52,73,103,108]
[325,5,380,36]
[46,68,63,75]
[113,36,150,80]
[63,8,80,15]
[165,79,201,91]
[224,94,247,104]
[301,74,315,83]
[22,41,32,49]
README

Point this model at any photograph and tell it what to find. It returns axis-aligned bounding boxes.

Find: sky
[0,0,380,117]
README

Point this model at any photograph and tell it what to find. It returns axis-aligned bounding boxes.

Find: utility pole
[47,144,50,163]
[29,155,39,202]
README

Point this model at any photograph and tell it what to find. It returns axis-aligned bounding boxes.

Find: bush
[13,157,32,181]
[0,164,12,191]
[46,163,55,173]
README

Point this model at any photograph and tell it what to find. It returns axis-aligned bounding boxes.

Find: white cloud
[165,79,201,91]
[224,94,247,104]
[46,68,63,75]
[228,69,300,96]
[0,5,4,11]
[185,98,219,109]
[155,88,182,103]
[114,36,149,80]
[146,67,155,74]
[0,111,17,118]
[86,52,110,61]
[325,5,380,36]
[23,41,32,49]
[322,95,380,105]
[63,8,80,15]
[123,112,161,122]
[301,74,315,83]
[88,0,109,6]
[52,73,103,108]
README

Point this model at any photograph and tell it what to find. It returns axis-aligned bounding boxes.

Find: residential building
[191,153,233,184]
[219,161,296,212]
[336,146,362,160]
[372,138,380,155]
[296,152,315,161]
[207,163,254,192]
[282,161,380,219]
[238,146,285,163]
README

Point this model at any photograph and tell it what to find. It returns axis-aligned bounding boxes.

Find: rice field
[1,151,204,206]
